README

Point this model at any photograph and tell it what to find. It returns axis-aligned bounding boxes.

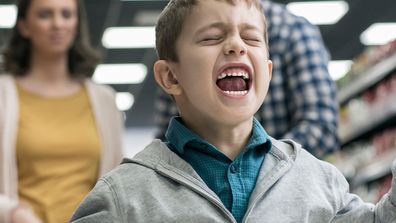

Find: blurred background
[1,0,396,202]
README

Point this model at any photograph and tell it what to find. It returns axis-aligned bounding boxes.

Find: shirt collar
[247,118,272,151]
[165,117,200,154]
[165,117,271,154]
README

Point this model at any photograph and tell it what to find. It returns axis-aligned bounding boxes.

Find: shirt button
[230,164,237,173]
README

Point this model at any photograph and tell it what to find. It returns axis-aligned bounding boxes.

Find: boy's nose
[224,36,247,56]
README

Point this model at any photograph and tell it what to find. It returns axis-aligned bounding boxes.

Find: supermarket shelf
[340,100,396,146]
[338,53,396,106]
[351,150,396,187]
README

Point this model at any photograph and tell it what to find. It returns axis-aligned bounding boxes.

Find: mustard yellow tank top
[16,84,101,223]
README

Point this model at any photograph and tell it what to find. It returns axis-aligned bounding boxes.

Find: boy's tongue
[217,76,247,91]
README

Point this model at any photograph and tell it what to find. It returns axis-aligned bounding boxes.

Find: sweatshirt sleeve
[69,179,123,223]
[332,160,396,222]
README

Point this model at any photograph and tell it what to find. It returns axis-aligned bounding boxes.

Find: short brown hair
[155,0,268,62]
[2,0,100,78]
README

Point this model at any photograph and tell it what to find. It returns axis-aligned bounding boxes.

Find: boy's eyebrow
[194,22,263,35]
[194,22,227,35]
[239,23,263,32]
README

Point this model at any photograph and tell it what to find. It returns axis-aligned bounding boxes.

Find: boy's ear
[153,60,182,96]
[268,60,273,80]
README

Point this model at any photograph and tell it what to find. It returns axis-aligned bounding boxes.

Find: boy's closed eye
[241,33,264,46]
[200,35,224,45]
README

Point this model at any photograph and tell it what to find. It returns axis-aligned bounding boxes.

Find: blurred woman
[0,0,123,222]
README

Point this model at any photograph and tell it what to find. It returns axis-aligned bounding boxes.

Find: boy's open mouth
[216,68,250,95]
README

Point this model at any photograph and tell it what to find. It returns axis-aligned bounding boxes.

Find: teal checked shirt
[165,117,272,223]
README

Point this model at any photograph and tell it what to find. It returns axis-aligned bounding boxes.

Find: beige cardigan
[0,75,124,222]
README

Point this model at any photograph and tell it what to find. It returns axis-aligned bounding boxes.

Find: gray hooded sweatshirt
[70,139,396,223]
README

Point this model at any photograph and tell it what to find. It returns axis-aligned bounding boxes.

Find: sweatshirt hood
[122,137,299,173]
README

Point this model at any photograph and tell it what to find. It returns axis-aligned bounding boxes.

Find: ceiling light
[286,1,349,25]
[0,5,17,28]
[102,27,155,48]
[93,64,147,84]
[328,60,352,81]
[116,92,134,111]
[360,23,396,46]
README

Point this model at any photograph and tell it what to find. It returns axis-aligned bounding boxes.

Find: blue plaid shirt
[165,117,271,223]
[154,1,339,157]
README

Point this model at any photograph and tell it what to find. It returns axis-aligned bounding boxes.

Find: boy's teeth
[218,73,227,79]
[217,72,249,80]
[223,90,248,95]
